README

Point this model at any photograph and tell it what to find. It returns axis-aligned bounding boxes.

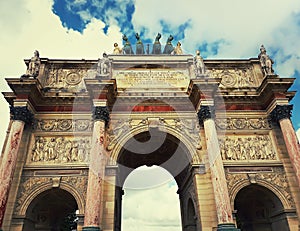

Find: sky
[0,0,300,230]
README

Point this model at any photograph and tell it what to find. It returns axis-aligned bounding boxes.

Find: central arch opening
[122,165,182,231]
[114,130,193,231]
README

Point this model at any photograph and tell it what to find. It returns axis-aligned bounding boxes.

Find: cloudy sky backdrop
[1,0,300,230]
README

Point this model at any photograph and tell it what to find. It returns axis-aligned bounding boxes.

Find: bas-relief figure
[122,34,133,54]
[152,33,162,54]
[219,135,277,161]
[163,35,174,54]
[258,45,274,76]
[135,33,145,54]
[21,50,41,78]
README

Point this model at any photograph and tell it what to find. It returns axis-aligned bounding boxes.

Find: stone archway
[184,198,197,231]
[113,129,197,231]
[23,188,78,231]
[234,184,290,231]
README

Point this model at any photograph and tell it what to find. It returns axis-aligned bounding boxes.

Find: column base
[82,226,101,231]
[217,223,240,231]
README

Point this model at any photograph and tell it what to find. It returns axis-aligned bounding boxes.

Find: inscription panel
[113,69,190,90]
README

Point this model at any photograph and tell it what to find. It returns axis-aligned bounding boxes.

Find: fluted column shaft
[83,106,110,231]
[0,106,33,230]
[198,106,238,230]
[271,105,300,187]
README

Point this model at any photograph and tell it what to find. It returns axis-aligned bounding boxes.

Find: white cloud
[0,0,123,150]
[122,166,181,231]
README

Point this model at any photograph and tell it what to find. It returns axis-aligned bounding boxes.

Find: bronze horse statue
[152,33,162,54]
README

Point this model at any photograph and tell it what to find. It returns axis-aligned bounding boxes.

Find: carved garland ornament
[215,118,271,130]
[14,175,88,214]
[35,119,93,132]
[225,167,295,208]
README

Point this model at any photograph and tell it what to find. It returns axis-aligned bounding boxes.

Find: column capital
[270,105,293,123]
[197,105,215,125]
[92,106,110,126]
[10,106,34,125]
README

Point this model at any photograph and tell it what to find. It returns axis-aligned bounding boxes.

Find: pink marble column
[0,106,33,230]
[83,106,109,231]
[198,106,237,230]
[271,105,300,187]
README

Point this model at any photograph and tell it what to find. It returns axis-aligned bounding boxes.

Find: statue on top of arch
[194,50,206,77]
[21,50,41,79]
[258,45,275,76]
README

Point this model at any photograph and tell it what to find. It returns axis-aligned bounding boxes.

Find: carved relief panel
[28,136,91,164]
[43,68,94,91]
[219,134,277,161]
[210,68,258,89]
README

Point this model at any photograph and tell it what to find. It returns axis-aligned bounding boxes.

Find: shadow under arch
[234,184,291,231]
[116,129,194,188]
[109,121,200,169]
[22,187,79,231]
[229,179,292,210]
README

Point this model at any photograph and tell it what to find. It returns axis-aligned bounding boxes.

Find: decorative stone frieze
[219,135,277,161]
[270,105,293,123]
[35,119,93,132]
[10,106,34,125]
[215,117,270,130]
[210,68,256,88]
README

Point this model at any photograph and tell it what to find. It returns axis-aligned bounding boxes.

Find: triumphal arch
[1,36,300,231]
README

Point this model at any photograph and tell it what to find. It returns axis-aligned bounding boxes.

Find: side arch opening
[234,184,290,231]
[23,188,78,231]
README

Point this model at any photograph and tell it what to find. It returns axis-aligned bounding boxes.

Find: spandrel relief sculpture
[21,50,41,78]
[258,45,274,76]
[30,136,91,163]
[219,135,277,161]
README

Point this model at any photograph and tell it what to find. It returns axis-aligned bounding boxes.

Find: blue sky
[0,0,300,230]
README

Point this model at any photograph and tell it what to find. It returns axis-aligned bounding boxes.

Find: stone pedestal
[198,106,239,230]
[83,106,109,231]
